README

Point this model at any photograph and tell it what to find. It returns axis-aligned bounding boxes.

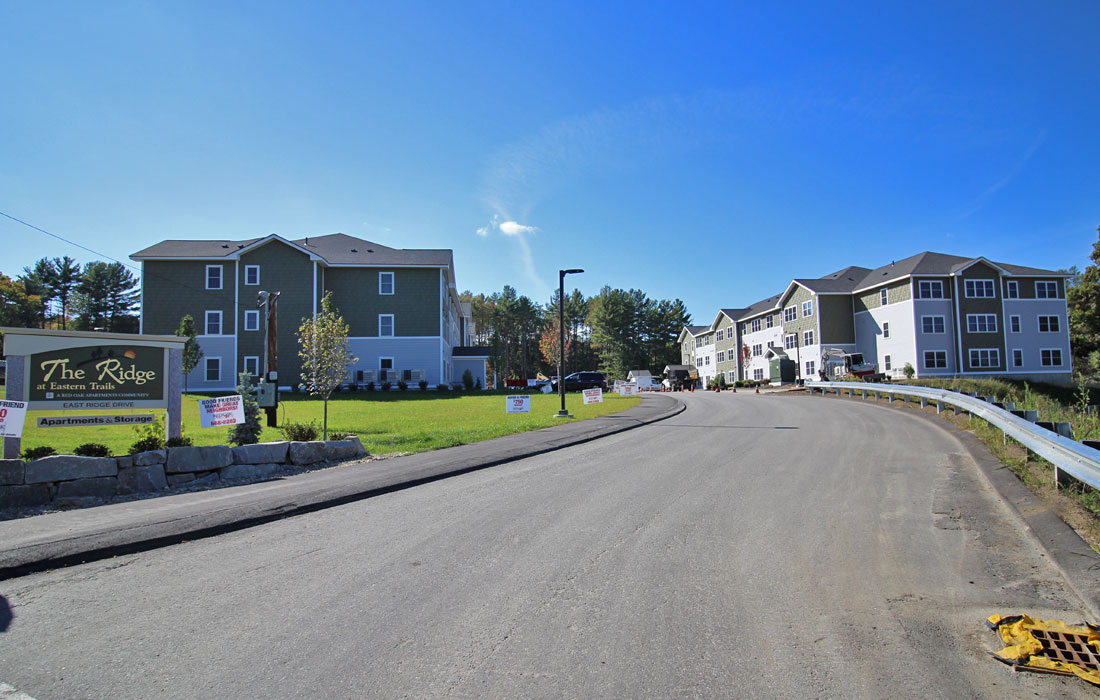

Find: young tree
[175,314,204,393]
[297,292,358,439]
[228,372,263,446]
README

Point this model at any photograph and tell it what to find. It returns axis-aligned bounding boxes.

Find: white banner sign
[618,383,637,396]
[582,388,603,405]
[505,395,531,413]
[198,395,245,428]
[0,399,29,438]
[37,414,156,428]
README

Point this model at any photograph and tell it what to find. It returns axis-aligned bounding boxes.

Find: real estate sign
[505,395,531,413]
[198,395,245,428]
[0,399,28,438]
[27,344,168,410]
[582,388,603,404]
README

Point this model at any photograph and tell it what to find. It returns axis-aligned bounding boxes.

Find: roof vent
[222,244,229,248]
[367,249,374,253]
[237,244,244,249]
[305,237,309,245]
[351,248,358,253]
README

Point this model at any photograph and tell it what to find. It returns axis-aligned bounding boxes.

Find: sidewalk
[0,394,685,580]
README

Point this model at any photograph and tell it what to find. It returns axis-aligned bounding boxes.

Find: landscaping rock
[231,442,289,465]
[289,441,327,466]
[188,472,221,487]
[116,455,134,469]
[116,465,169,495]
[220,463,282,482]
[323,438,367,461]
[133,449,167,466]
[55,477,118,502]
[0,484,51,509]
[24,455,117,484]
[166,445,232,473]
[166,473,196,486]
[0,459,25,486]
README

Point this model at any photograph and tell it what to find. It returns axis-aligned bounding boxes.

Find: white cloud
[475,226,489,237]
[498,221,537,236]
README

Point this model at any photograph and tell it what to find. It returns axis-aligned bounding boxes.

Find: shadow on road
[652,425,800,430]
[0,595,12,632]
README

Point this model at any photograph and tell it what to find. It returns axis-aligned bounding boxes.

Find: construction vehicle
[820,348,886,382]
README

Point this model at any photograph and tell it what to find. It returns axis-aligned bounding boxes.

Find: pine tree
[229,372,263,445]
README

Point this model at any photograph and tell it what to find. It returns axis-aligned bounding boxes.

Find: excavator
[820,348,886,382]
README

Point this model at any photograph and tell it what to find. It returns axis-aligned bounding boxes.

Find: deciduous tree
[297,292,358,439]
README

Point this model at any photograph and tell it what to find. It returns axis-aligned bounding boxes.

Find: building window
[802,300,813,317]
[717,351,725,363]
[917,280,944,299]
[752,344,762,357]
[784,334,797,350]
[1006,280,1019,299]
[1012,349,1024,367]
[784,306,797,323]
[884,355,892,371]
[704,356,710,366]
[805,360,815,377]
[1009,315,1021,333]
[921,316,945,334]
[753,368,764,381]
[716,329,724,341]
[969,348,1000,368]
[244,265,260,286]
[244,310,260,331]
[924,351,947,369]
[1036,281,1058,298]
[751,318,762,333]
[880,288,889,306]
[883,322,890,339]
[966,314,997,333]
[766,315,774,328]
[205,357,221,382]
[1038,315,1060,333]
[379,272,395,295]
[728,371,737,383]
[379,314,394,337]
[964,279,995,298]
[803,330,814,346]
[205,310,222,335]
[206,265,223,290]
[1041,349,1063,367]
[243,356,259,376]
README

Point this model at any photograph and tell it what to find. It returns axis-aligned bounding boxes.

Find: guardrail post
[920,397,927,409]
[936,400,944,414]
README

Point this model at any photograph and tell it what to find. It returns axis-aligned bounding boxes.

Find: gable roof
[850,251,1068,292]
[737,293,783,321]
[709,308,749,330]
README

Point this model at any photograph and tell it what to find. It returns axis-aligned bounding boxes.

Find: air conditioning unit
[378,369,392,382]
[409,369,425,383]
[360,370,376,383]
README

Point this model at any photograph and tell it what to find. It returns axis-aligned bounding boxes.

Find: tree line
[461,285,691,384]
[0,256,140,334]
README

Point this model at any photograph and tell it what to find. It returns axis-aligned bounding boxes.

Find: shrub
[476,377,482,390]
[129,436,164,454]
[281,421,320,441]
[328,431,351,440]
[436,383,448,392]
[365,381,375,391]
[229,373,264,446]
[21,445,57,461]
[418,379,429,391]
[73,443,111,457]
[381,382,392,392]
[903,362,916,380]
[397,380,409,391]
[462,369,475,391]
[166,436,193,447]
[717,375,728,388]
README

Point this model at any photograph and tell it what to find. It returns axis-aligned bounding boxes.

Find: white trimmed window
[921,316,945,334]
[884,355,892,371]
[244,265,260,286]
[205,310,222,335]
[1005,280,1019,299]
[243,356,259,376]
[728,371,736,383]
[966,314,997,333]
[1036,281,1058,298]
[969,348,1000,368]
[205,357,221,382]
[752,344,763,356]
[924,350,947,369]
[1041,349,1063,367]
[717,351,725,363]
[1009,315,1021,333]
[379,271,395,295]
[379,314,394,337]
[784,306,797,323]
[964,279,995,298]
[880,288,889,306]
[753,369,764,381]
[805,360,815,376]
[1012,349,1024,367]
[784,334,797,350]
[206,265,223,290]
[883,322,890,339]
[751,318,762,333]
[766,315,774,328]
[1038,315,1060,333]
[716,329,724,341]
[803,330,814,346]
[917,280,944,299]
[802,300,813,317]
[244,310,259,331]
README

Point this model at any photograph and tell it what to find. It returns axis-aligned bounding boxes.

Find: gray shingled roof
[850,251,1066,291]
[737,293,783,321]
[794,266,873,293]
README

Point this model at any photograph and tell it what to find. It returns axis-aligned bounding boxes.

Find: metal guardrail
[806,381,1100,492]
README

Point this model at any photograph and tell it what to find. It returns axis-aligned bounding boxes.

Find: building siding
[142,260,236,335]
[819,295,855,345]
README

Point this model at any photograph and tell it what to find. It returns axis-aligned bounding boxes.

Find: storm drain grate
[987,613,1100,686]
[1032,628,1100,672]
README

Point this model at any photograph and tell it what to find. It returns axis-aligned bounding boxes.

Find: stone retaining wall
[0,437,368,510]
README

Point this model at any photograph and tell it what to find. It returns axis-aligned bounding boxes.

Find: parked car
[551,371,607,392]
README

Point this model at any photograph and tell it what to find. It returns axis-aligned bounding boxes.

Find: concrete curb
[0,394,685,580]
[804,391,1100,619]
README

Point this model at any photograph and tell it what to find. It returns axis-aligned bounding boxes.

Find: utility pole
[257,291,281,427]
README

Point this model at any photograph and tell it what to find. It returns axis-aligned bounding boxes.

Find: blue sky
[3,1,1098,323]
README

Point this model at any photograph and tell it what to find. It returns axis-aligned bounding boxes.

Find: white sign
[582,388,603,405]
[0,399,29,438]
[198,395,245,428]
[37,414,156,428]
[506,395,531,413]
[618,383,637,397]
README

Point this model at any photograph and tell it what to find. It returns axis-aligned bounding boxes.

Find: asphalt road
[1,392,1094,699]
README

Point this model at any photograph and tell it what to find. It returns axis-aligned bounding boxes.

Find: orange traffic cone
[755,386,759,394]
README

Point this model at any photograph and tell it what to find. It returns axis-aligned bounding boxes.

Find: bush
[166,436,193,447]
[73,443,111,457]
[903,362,916,380]
[476,377,482,390]
[21,445,57,461]
[381,382,392,392]
[328,431,351,440]
[436,383,448,392]
[229,372,263,446]
[129,436,164,454]
[462,369,475,391]
[280,421,320,441]
[397,380,409,391]
[418,379,429,391]
[365,381,375,392]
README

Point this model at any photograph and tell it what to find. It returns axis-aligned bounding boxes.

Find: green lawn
[4,387,640,457]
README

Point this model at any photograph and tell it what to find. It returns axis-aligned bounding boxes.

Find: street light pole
[556,268,583,418]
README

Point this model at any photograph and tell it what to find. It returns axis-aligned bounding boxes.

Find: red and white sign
[617,383,637,397]
[582,388,603,404]
[198,395,245,428]
[0,399,29,438]
[506,395,531,413]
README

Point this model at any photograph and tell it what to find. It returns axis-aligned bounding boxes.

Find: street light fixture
[555,268,584,418]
